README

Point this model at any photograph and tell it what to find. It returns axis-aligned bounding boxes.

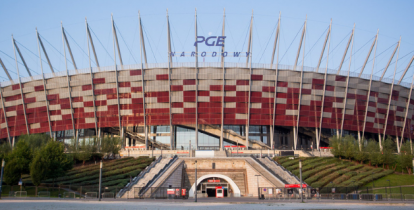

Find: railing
[250,155,288,185]
[265,156,303,184]
[116,156,162,198]
[139,155,178,196]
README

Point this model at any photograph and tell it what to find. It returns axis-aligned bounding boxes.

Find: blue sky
[0,0,413,83]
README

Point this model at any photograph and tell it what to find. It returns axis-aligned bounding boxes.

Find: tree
[18,133,50,153]
[30,141,73,186]
[101,136,122,158]
[3,140,32,185]
[366,140,381,167]
[0,141,12,160]
[398,141,413,174]
[342,135,355,160]
[68,138,98,165]
[329,136,343,158]
[381,137,396,169]
[354,140,367,164]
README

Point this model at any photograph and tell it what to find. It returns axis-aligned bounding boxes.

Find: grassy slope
[3,156,154,197]
[274,156,395,189]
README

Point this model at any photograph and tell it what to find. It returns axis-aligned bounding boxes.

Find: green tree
[30,141,73,186]
[398,141,413,174]
[329,135,343,158]
[3,140,32,185]
[101,136,122,158]
[354,140,367,164]
[0,141,12,160]
[18,133,50,153]
[366,140,381,167]
[342,135,355,160]
[381,137,396,169]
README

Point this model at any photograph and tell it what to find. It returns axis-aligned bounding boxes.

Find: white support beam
[398,55,414,85]
[111,14,123,138]
[195,8,199,151]
[337,31,354,74]
[85,19,99,138]
[11,35,30,135]
[380,41,399,81]
[37,31,55,73]
[139,11,148,68]
[62,26,77,70]
[86,23,100,69]
[295,16,307,150]
[220,8,226,151]
[270,12,281,66]
[294,19,306,69]
[246,11,253,149]
[61,22,77,144]
[246,10,253,67]
[361,30,379,149]
[316,22,331,72]
[340,24,355,137]
[358,35,377,77]
[400,73,414,151]
[166,10,174,149]
[317,20,332,150]
[138,11,148,149]
[13,39,32,77]
[36,28,53,138]
[383,37,402,153]
[0,58,12,80]
[271,12,281,150]
[112,14,123,67]
[0,84,11,145]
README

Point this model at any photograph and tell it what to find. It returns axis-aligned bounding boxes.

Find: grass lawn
[363,174,414,188]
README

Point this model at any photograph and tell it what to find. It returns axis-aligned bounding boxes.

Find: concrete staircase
[121,157,171,198]
[245,157,285,188]
[257,157,300,185]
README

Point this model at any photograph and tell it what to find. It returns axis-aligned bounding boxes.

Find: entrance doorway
[199,178,231,198]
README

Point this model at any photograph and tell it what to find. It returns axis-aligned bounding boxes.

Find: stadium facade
[1,12,413,153]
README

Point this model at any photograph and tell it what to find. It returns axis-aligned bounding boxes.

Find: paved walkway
[1,198,414,210]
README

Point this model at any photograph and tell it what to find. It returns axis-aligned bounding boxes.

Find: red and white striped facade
[0,62,413,144]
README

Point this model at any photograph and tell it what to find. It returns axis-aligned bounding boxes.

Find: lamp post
[255,175,261,199]
[98,160,102,201]
[299,159,303,202]
[412,158,414,175]
[195,160,197,202]
[372,172,375,190]
[0,159,5,199]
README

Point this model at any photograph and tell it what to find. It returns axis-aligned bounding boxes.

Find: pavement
[1,197,414,209]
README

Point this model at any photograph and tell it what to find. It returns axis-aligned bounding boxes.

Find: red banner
[167,189,175,195]
[208,180,220,183]
[285,184,307,188]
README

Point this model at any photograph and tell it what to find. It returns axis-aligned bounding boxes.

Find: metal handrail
[265,156,306,185]
[139,155,178,196]
[116,156,162,198]
[250,155,288,184]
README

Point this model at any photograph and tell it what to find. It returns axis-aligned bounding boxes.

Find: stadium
[0,11,413,154]
[0,8,414,201]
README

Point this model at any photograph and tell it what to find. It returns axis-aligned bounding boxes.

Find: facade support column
[138,11,148,149]
[85,19,99,141]
[317,20,332,150]
[361,30,379,151]
[340,25,355,137]
[195,9,199,151]
[36,29,53,138]
[271,12,281,151]
[111,14,123,139]
[0,85,11,145]
[11,36,30,135]
[220,9,226,151]
[295,16,307,150]
[61,23,77,144]
[166,10,174,150]
[246,11,253,150]
[383,38,402,153]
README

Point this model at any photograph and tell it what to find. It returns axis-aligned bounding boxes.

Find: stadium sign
[170,35,250,57]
